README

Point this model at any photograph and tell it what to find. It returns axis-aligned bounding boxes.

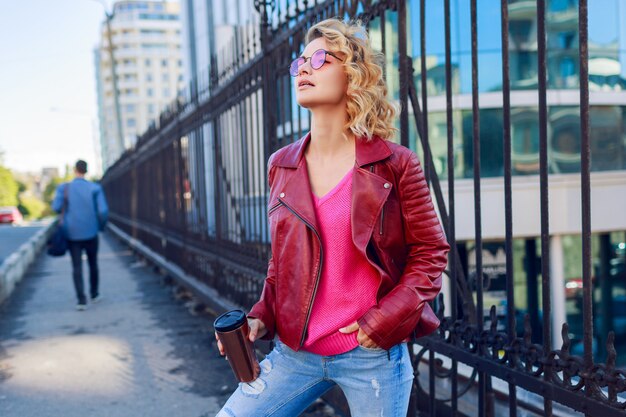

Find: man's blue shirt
[52,178,109,241]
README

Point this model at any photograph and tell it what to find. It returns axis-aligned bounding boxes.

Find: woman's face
[293,37,348,109]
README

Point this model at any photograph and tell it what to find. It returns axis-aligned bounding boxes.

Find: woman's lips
[297,79,315,88]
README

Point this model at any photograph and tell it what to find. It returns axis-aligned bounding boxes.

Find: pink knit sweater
[301,168,380,355]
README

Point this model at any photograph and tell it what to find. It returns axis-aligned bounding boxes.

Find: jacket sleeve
[358,151,450,350]
[247,155,278,340]
[248,256,277,340]
[96,185,109,229]
[51,183,65,214]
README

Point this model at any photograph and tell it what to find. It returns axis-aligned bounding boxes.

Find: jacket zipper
[370,165,385,235]
[279,199,324,347]
[268,201,283,215]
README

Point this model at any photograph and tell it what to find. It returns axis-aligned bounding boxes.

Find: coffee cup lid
[214,309,247,332]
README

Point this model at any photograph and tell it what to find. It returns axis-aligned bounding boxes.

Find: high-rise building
[95,0,184,171]
[180,0,261,102]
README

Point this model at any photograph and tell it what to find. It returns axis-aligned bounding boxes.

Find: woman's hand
[215,318,267,356]
[247,317,268,342]
[339,322,379,349]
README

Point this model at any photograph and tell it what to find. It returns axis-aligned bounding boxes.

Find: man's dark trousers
[68,237,99,304]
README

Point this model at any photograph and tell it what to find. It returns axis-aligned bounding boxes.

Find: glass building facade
[404,0,626,179]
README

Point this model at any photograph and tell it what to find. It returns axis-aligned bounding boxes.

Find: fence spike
[606,331,616,370]
[560,322,571,354]
[436,293,445,318]
[510,311,517,339]
[523,313,532,345]
[462,300,470,324]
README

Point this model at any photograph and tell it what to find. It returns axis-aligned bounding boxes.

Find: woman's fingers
[256,319,268,339]
[215,332,225,356]
[249,321,258,342]
[336,322,379,348]
[247,318,268,342]
[357,328,379,349]
[338,321,359,334]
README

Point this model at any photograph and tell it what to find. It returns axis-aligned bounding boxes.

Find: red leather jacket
[249,132,450,351]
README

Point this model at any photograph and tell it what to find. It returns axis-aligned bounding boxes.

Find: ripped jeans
[216,339,414,417]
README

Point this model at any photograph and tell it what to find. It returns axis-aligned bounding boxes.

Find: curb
[0,221,57,305]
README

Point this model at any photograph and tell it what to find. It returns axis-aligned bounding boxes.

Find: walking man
[52,160,109,310]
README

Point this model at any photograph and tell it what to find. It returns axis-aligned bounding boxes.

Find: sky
[0,0,117,177]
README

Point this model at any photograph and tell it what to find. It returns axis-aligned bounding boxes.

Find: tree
[19,195,47,219]
[0,166,19,207]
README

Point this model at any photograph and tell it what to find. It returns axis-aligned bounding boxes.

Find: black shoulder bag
[47,185,69,257]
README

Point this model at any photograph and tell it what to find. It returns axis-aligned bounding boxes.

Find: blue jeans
[217,339,414,417]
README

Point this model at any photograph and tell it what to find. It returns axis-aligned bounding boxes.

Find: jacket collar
[274,131,394,246]
[273,131,393,168]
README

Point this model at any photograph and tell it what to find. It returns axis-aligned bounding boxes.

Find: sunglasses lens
[289,57,303,76]
[311,50,326,70]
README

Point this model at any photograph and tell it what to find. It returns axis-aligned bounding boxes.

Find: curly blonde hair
[305,18,398,141]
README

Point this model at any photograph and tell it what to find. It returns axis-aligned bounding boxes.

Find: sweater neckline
[312,168,353,206]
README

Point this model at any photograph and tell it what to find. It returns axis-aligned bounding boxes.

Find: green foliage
[0,166,19,207]
[41,170,74,217]
[19,195,47,220]
[43,172,72,206]
[43,177,62,206]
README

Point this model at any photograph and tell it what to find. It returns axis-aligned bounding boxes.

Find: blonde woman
[216,18,449,417]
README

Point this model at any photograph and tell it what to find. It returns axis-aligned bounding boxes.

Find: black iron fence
[101,0,626,415]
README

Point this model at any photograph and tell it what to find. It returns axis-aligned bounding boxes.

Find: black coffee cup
[214,310,260,382]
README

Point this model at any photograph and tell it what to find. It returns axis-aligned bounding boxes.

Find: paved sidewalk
[0,232,233,417]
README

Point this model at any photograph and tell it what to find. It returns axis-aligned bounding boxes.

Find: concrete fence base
[0,221,57,305]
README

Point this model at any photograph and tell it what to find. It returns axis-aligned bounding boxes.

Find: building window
[141,43,168,50]
[162,73,169,82]
[139,13,179,21]
[146,73,153,82]
[145,59,151,66]
[125,104,135,113]
[161,59,168,67]
[140,29,166,35]
[163,88,170,97]
[148,104,155,113]
[147,88,153,97]
[126,118,136,128]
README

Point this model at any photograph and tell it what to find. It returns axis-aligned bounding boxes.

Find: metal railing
[101,1,626,415]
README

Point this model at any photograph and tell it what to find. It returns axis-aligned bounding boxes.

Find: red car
[0,206,24,225]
